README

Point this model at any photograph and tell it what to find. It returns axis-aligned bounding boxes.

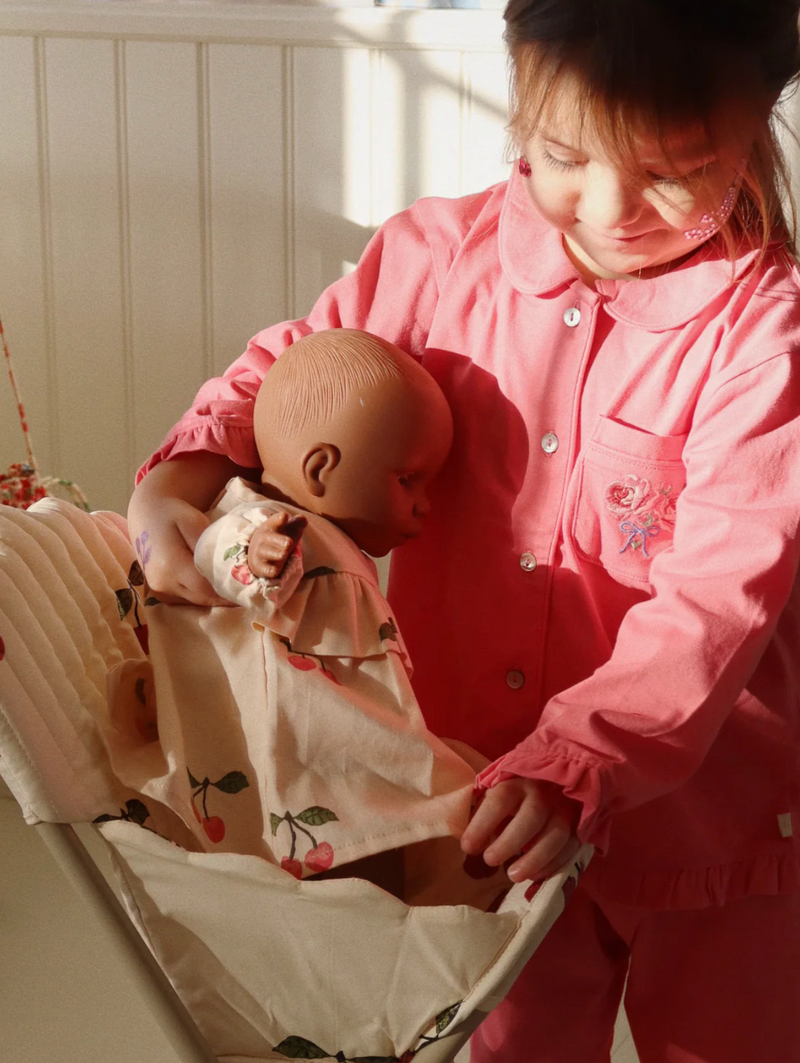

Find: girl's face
[519,92,745,281]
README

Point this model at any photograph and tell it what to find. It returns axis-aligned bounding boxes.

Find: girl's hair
[255,329,437,442]
[503,0,800,262]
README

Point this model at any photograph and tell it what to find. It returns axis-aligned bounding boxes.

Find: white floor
[0,787,639,1063]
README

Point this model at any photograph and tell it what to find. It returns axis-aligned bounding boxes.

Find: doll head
[253,329,453,556]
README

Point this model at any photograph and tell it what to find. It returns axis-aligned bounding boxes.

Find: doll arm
[194,505,305,610]
[478,339,800,853]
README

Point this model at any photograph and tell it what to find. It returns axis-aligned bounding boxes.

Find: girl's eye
[398,475,411,488]
[648,172,686,188]
[539,147,583,172]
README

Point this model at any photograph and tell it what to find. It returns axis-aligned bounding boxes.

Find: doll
[141,329,497,904]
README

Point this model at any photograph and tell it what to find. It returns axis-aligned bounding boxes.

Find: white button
[563,307,581,327]
[541,432,559,454]
[520,552,537,571]
[506,670,525,690]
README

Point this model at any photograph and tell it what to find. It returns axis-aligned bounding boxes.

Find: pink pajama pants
[470,879,800,1062]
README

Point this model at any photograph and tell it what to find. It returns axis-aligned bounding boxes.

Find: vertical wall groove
[459,50,469,197]
[283,43,296,321]
[197,41,214,379]
[33,34,58,470]
[115,37,135,480]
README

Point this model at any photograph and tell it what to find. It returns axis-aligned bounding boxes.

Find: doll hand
[247,511,307,579]
[461,777,581,883]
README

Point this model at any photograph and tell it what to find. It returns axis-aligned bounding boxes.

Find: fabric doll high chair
[0,328,592,1063]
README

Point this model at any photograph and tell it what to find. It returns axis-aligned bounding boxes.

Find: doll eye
[397,474,415,488]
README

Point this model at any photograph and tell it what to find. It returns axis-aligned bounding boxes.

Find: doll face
[322,386,453,557]
[519,80,747,281]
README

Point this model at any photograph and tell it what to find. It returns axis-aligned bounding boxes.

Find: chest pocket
[571,415,687,587]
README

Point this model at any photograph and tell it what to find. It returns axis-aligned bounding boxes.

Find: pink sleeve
[136,203,443,481]
[478,321,800,852]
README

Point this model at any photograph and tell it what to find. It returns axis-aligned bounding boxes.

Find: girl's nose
[581,167,644,231]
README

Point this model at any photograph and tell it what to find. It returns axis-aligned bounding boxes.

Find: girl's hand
[461,777,582,883]
[247,512,307,578]
[128,452,255,606]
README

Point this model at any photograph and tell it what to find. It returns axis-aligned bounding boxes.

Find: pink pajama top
[139,165,800,909]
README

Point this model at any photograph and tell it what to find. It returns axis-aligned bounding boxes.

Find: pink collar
[498,163,763,332]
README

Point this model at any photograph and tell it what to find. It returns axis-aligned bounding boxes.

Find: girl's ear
[301,444,341,497]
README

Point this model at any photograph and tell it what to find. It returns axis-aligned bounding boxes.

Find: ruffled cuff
[476,747,612,854]
[135,414,260,483]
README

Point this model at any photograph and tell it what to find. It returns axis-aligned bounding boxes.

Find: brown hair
[503,0,800,263]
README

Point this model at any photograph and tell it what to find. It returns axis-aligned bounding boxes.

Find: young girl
[128,1,800,1059]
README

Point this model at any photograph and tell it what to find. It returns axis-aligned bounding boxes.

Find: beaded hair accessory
[684,176,740,241]
[0,313,89,511]
[519,156,532,178]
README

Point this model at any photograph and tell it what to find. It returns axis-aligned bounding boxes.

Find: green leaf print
[187,768,202,789]
[273,1036,330,1059]
[295,806,339,827]
[128,560,145,587]
[125,799,150,825]
[435,1003,461,1034]
[213,771,250,794]
[270,813,283,836]
[223,545,241,561]
[116,587,134,620]
[303,566,336,580]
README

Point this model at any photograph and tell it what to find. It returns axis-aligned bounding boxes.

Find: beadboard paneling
[0,36,51,479]
[0,7,512,515]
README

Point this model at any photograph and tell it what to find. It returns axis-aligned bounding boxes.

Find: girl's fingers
[482,799,548,866]
[506,823,581,883]
[461,786,517,853]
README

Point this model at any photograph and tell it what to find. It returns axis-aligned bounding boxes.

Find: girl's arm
[127,451,257,604]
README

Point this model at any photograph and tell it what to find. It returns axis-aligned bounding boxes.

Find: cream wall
[0,0,510,516]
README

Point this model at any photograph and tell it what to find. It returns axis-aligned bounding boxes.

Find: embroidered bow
[618,520,661,558]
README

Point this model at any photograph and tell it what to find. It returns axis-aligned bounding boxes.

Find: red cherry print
[524,881,543,903]
[202,816,226,843]
[191,800,201,823]
[0,635,5,661]
[562,876,578,903]
[133,624,150,655]
[304,842,334,873]
[288,656,315,671]
[231,564,254,585]
[400,1052,416,1063]
[281,856,303,879]
[462,852,498,880]
[322,668,341,685]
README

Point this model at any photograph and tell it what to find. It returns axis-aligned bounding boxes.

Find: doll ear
[301,444,341,497]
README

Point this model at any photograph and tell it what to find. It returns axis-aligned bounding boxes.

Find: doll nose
[413,491,431,518]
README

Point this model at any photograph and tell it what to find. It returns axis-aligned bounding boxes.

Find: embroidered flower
[605,475,683,558]
[604,475,651,517]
